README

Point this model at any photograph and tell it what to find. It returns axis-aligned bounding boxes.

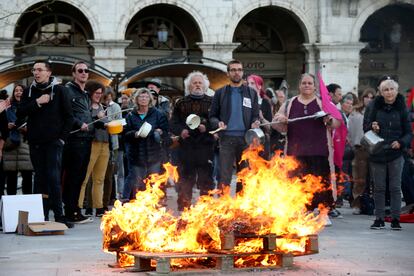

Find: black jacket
[17,77,74,144]
[124,107,169,165]
[65,81,94,139]
[363,94,412,163]
[170,94,215,165]
[209,84,259,132]
[170,94,212,135]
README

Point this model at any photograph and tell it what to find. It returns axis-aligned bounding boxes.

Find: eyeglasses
[77,69,90,74]
[229,68,243,73]
[31,68,49,73]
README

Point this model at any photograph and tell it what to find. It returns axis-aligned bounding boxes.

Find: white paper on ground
[1,194,44,233]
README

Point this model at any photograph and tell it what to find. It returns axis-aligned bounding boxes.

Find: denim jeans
[218,135,248,192]
[30,140,64,219]
[123,161,161,199]
[370,156,404,220]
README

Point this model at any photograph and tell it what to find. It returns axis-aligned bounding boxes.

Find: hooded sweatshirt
[17,77,74,144]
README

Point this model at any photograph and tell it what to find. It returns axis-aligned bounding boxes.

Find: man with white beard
[170,71,215,211]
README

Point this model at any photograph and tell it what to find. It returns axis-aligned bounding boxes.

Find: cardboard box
[17,211,67,236]
[1,194,44,233]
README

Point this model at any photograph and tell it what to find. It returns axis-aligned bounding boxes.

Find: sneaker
[84,208,93,217]
[352,208,361,215]
[328,208,342,218]
[95,208,106,217]
[68,212,93,224]
[55,217,75,229]
[370,219,385,229]
[390,219,402,231]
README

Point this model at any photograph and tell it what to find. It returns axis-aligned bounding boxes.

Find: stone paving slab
[1,187,413,276]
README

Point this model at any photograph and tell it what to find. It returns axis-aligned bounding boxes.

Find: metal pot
[245,128,265,145]
[186,114,201,130]
[137,122,152,138]
[361,130,385,154]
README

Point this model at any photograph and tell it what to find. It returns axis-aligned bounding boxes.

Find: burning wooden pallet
[124,251,293,274]
[114,233,318,274]
[217,232,319,255]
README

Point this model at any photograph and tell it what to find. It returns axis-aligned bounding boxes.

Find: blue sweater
[224,86,245,136]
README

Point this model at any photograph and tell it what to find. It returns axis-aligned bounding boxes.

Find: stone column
[0,38,20,70]
[302,43,318,75]
[87,40,132,73]
[315,42,366,94]
[196,42,240,71]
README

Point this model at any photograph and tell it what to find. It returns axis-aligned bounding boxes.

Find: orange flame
[101,148,329,267]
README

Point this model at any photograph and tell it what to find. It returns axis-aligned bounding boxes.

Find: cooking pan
[245,128,265,145]
[361,130,387,154]
[245,111,329,145]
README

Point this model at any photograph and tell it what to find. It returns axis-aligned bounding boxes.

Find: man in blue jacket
[209,60,260,193]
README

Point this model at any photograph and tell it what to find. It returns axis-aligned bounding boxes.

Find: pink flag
[317,72,347,168]
[318,72,342,121]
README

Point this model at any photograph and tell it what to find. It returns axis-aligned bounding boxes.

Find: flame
[101,147,329,268]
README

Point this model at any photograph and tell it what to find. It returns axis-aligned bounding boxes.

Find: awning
[120,60,228,91]
[0,56,113,88]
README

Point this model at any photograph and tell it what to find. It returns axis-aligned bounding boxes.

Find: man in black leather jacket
[61,61,94,224]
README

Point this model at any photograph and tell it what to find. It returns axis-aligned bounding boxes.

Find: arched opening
[359,4,414,92]
[0,56,112,89]
[14,1,94,60]
[120,56,227,100]
[233,6,306,91]
[125,4,202,71]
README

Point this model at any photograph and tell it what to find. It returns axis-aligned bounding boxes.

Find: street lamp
[157,22,168,43]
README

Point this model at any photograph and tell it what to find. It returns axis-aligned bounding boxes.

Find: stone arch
[349,0,414,42]
[117,0,207,42]
[225,0,316,43]
[6,0,99,39]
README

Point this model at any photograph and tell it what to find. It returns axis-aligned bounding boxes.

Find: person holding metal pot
[209,60,260,194]
[363,78,412,230]
[122,88,169,200]
[247,74,273,160]
[272,73,341,225]
[170,71,215,211]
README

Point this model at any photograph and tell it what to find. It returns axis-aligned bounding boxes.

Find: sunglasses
[77,68,90,74]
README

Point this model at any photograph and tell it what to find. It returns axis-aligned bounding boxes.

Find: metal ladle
[259,111,329,126]
[70,107,134,134]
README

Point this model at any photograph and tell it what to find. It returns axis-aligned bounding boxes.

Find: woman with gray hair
[122,88,169,200]
[364,78,412,230]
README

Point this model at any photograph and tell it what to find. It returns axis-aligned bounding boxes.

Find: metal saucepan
[70,107,134,134]
[186,114,201,130]
[361,130,386,154]
[246,111,329,145]
[245,128,265,145]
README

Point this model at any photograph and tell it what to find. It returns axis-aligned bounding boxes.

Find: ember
[101,146,329,268]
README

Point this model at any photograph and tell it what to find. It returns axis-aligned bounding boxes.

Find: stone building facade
[0,0,413,94]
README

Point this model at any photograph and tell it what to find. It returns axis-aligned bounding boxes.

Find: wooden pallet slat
[114,234,319,274]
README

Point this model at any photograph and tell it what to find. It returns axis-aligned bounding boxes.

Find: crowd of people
[0,59,413,231]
